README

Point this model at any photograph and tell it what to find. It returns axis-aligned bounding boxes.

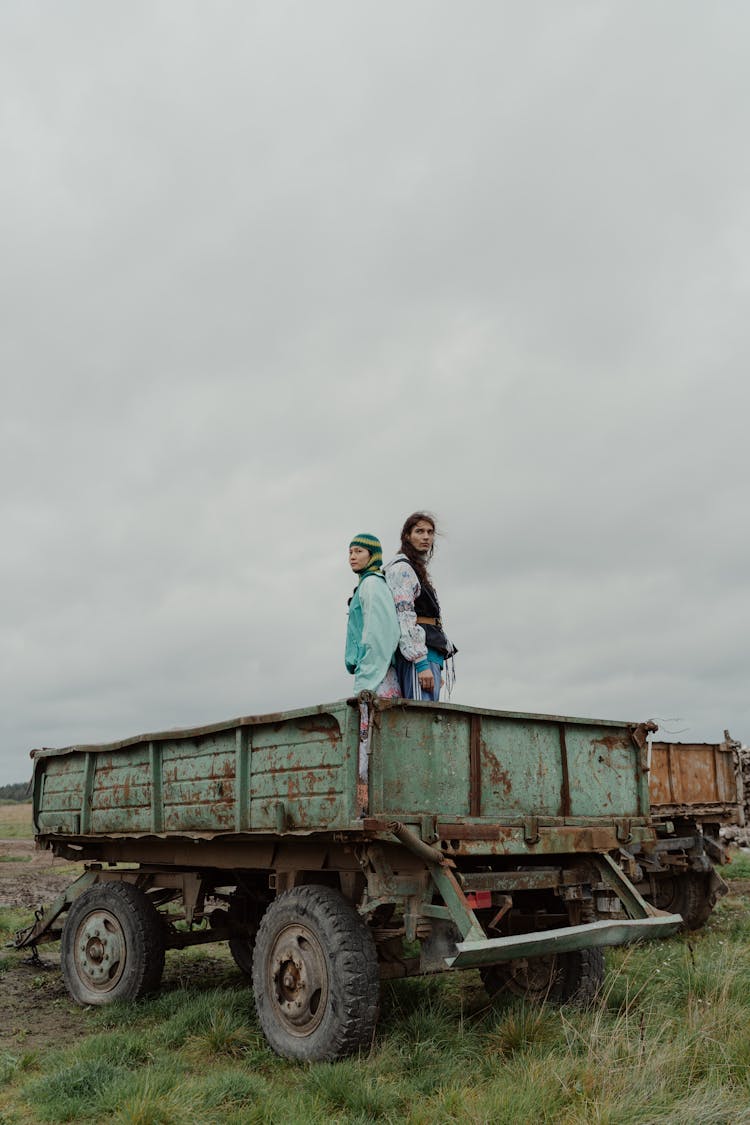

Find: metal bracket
[616,818,632,844]
[523,816,540,844]
[592,852,660,920]
[13,868,99,950]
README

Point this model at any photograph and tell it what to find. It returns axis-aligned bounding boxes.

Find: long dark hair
[398,511,437,590]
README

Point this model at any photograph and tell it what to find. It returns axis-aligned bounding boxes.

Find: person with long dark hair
[384,512,456,700]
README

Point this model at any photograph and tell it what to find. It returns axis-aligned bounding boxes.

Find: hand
[418,669,434,692]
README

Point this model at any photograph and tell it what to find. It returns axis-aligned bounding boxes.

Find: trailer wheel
[61,882,165,1006]
[227,893,265,977]
[482,948,604,1008]
[652,871,715,930]
[252,885,379,1061]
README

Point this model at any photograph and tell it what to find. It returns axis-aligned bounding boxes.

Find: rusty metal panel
[248,712,349,830]
[32,703,354,837]
[32,698,648,845]
[649,738,742,821]
[88,745,153,833]
[35,757,86,833]
[565,724,642,817]
[476,717,564,817]
[373,708,471,816]
[371,706,642,821]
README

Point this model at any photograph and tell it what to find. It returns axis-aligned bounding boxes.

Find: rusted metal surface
[373,704,648,823]
[14,870,98,949]
[649,735,743,824]
[558,725,571,817]
[469,713,482,817]
[446,915,682,969]
[22,702,690,1017]
[386,821,452,867]
[32,698,652,848]
[33,706,354,837]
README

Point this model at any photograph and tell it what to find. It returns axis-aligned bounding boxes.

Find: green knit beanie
[349,533,383,573]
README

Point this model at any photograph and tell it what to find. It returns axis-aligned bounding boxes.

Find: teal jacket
[345,572,400,692]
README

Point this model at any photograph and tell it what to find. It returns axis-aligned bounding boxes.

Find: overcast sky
[2,2,749,784]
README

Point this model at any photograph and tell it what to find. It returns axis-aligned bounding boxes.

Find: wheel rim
[72,909,126,994]
[505,955,560,1000]
[267,923,329,1038]
[653,876,679,913]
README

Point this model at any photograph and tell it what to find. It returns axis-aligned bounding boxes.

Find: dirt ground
[0,837,238,1056]
[0,836,76,909]
[1,837,93,1053]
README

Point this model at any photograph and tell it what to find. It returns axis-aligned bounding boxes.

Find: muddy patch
[1,837,243,1055]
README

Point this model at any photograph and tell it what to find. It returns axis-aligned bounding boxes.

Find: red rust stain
[300,720,340,750]
[214,805,233,827]
[593,736,627,753]
[286,776,302,799]
[481,747,512,795]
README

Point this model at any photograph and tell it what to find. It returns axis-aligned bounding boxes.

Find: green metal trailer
[16,696,680,1061]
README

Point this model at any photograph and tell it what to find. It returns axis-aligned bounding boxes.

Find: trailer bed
[31,698,655,854]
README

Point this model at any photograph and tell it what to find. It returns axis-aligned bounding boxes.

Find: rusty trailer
[629,731,743,928]
[16,697,681,1061]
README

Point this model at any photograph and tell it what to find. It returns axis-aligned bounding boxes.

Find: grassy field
[0,803,33,839]
[0,858,749,1124]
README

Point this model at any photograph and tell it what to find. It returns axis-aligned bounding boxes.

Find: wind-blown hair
[398,511,437,590]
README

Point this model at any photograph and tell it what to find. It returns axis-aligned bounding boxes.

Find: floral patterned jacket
[384,554,428,665]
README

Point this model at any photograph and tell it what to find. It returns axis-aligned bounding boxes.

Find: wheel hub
[507,954,560,999]
[74,910,126,993]
[269,924,328,1036]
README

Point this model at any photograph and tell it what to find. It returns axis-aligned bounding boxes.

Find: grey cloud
[2,3,749,781]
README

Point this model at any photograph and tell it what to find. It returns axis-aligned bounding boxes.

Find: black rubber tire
[252,885,380,1061]
[482,948,604,1008]
[227,893,264,977]
[61,882,165,1006]
[652,871,715,930]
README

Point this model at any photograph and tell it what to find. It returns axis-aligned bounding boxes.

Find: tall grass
[2,887,750,1123]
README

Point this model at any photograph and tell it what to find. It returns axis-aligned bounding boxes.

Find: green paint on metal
[446,915,684,969]
[235,727,249,833]
[427,863,486,943]
[371,707,645,822]
[149,742,163,833]
[32,699,654,845]
[79,753,95,835]
[592,852,658,919]
[14,869,99,949]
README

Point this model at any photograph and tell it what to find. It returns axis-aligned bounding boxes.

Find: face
[349,546,372,573]
[408,519,435,554]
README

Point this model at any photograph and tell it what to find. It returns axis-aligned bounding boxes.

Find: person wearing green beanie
[345,534,400,696]
[345,533,401,815]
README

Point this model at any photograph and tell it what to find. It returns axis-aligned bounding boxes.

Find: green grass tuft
[26,1058,127,1121]
[485,1001,559,1057]
[723,850,750,880]
[183,1009,257,1060]
[307,1058,407,1119]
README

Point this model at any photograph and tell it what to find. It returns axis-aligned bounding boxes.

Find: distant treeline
[0,781,31,803]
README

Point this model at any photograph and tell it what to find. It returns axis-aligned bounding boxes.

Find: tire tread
[62,881,165,1005]
[252,884,379,1061]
